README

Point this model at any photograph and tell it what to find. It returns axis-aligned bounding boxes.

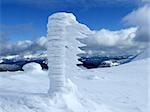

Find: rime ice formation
[47,13,68,95]
[47,12,92,95]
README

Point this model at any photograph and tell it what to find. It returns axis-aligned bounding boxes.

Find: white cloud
[0,36,47,56]
[89,28,137,47]
[0,26,141,57]
[17,40,33,48]
[123,5,150,42]
[123,5,150,27]
[141,0,150,3]
[80,27,142,56]
[37,36,48,47]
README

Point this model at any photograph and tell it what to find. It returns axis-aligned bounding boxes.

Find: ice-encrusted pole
[47,13,78,95]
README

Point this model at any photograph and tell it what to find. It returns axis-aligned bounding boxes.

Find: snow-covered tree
[47,12,91,96]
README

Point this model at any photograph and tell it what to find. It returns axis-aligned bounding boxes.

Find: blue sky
[0,0,140,42]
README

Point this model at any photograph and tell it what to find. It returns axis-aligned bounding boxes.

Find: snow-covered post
[47,12,88,96]
[47,13,67,95]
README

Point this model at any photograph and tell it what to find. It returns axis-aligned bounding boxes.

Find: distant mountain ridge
[0,51,139,71]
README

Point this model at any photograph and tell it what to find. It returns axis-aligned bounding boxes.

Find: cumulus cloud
[123,5,150,42]
[37,36,48,47]
[85,28,137,47]
[0,36,47,56]
[0,27,141,57]
[79,27,144,56]
[0,24,144,57]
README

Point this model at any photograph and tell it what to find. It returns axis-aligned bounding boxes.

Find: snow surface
[23,62,42,72]
[0,58,149,112]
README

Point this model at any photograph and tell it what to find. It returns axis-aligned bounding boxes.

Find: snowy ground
[0,58,149,112]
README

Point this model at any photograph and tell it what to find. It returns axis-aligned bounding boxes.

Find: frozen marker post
[47,13,77,96]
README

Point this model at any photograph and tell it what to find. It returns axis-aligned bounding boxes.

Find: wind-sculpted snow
[47,12,90,95]
[47,13,74,95]
[23,62,42,72]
